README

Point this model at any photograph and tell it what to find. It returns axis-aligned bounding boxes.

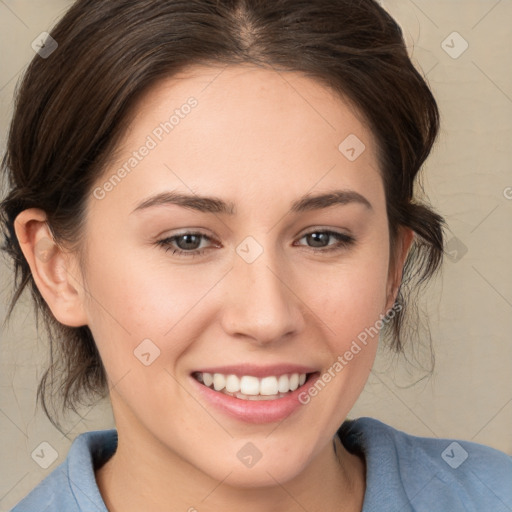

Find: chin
[222,465,301,489]
[199,449,310,490]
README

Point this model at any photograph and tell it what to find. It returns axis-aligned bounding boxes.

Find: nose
[220,248,305,346]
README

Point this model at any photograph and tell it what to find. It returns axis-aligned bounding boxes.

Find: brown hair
[1,0,444,426]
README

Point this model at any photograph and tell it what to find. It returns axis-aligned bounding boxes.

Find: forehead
[93,64,383,214]
[128,63,376,154]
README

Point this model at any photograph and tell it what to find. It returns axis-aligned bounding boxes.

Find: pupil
[308,232,329,247]
[178,234,201,250]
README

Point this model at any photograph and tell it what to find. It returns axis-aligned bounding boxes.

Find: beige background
[1,0,511,509]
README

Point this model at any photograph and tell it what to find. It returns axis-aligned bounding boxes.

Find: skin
[15,64,413,512]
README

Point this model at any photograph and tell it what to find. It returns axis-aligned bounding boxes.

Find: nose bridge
[220,242,304,344]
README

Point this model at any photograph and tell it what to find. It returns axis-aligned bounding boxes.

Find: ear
[14,208,88,327]
[384,226,414,313]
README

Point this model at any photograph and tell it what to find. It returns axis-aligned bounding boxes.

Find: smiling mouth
[192,371,316,401]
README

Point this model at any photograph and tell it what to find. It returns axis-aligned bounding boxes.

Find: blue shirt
[11,417,512,511]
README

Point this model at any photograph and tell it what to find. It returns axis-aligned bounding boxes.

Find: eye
[156,229,355,258]
[156,232,217,257]
[295,230,355,252]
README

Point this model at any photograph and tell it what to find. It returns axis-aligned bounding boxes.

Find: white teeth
[213,373,226,391]
[196,371,309,398]
[260,376,278,396]
[289,373,299,391]
[240,376,260,395]
[225,374,240,393]
[278,374,290,393]
[203,373,213,387]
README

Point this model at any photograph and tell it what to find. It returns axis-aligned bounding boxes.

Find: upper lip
[191,364,318,379]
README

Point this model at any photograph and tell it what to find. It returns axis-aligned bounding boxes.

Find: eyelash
[156,230,355,258]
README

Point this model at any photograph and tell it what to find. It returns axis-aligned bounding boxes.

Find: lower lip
[190,373,320,424]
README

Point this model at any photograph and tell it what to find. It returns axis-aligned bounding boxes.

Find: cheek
[285,250,389,439]
[81,243,226,374]
[300,247,390,346]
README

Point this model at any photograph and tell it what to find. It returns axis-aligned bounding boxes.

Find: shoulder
[10,429,117,512]
[338,416,512,512]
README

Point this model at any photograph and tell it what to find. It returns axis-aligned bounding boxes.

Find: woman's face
[78,64,404,486]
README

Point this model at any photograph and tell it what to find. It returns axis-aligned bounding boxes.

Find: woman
[2,1,511,511]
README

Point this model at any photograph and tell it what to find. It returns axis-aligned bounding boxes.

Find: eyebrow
[131,189,372,215]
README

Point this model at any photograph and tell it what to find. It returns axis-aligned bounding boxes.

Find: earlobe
[385,227,414,313]
[14,209,88,327]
